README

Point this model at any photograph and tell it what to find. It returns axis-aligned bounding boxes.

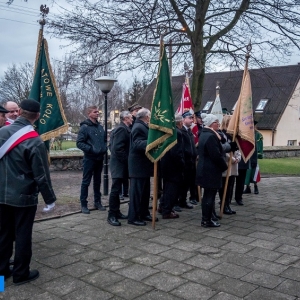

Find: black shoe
[236,199,244,206]
[13,270,39,285]
[254,185,259,194]
[107,216,121,226]
[128,220,146,226]
[117,212,128,219]
[94,202,106,211]
[223,206,233,215]
[81,206,90,214]
[179,203,193,209]
[228,205,236,214]
[173,206,182,212]
[201,220,220,228]
[142,215,158,222]
[243,186,251,194]
[190,200,198,205]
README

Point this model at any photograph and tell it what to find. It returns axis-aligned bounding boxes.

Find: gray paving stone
[248,231,279,241]
[89,240,123,252]
[62,286,113,300]
[185,254,221,270]
[143,272,187,292]
[172,240,202,251]
[275,254,300,265]
[248,239,282,250]
[220,252,257,267]
[148,235,181,245]
[241,270,285,288]
[132,253,167,266]
[2,283,44,300]
[281,266,300,281]
[40,275,86,296]
[82,269,125,287]
[109,246,144,259]
[60,261,100,277]
[73,249,108,263]
[198,236,229,248]
[210,262,252,279]
[248,259,289,275]
[138,242,171,254]
[134,289,182,300]
[211,277,257,297]
[276,244,300,256]
[105,278,153,299]
[153,259,194,275]
[246,247,283,261]
[160,248,197,261]
[36,291,63,300]
[95,257,132,271]
[116,264,159,280]
[210,292,243,300]
[40,237,72,249]
[31,266,64,285]
[181,268,224,286]
[276,279,300,297]
[224,234,256,245]
[245,287,296,300]
[170,282,216,299]
[221,241,254,253]
[37,253,80,268]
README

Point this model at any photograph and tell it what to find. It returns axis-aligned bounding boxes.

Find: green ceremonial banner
[29,29,68,141]
[146,41,177,162]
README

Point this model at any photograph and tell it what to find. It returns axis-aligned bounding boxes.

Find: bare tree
[48,0,300,109]
[0,63,33,104]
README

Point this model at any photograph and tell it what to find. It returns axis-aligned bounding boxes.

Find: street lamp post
[94,76,117,195]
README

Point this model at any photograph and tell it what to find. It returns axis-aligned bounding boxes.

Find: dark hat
[0,105,9,113]
[254,120,258,125]
[128,103,142,112]
[194,110,202,118]
[182,111,193,118]
[222,107,228,114]
[20,99,40,112]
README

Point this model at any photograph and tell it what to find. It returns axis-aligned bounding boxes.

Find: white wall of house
[259,130,273,147]
[274,80,300,146]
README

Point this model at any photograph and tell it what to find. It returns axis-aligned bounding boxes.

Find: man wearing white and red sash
[0,99,56,285]
[3,101,19,126]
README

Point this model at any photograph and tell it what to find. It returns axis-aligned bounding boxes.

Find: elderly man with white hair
[127,108,157,226]
[196,113,229,228]
[3,101,19,125]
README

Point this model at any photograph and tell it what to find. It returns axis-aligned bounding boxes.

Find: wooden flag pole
[219,153,232,219]
[152,162,158,229]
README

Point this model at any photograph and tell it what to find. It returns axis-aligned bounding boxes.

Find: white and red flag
[176,83,198,144]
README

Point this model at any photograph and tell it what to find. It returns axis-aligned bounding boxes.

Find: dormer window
[256,99,268,112]
[203,101,213,111]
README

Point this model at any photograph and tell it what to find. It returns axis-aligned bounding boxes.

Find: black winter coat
[196,127,228,189]
[76,119,107,160]
[181,126,197,168]
[0,117,56,207]
[109,122,131,179]
[161,127,185,182]
[128,119,153,178]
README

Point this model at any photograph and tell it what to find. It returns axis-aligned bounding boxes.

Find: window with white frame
[256,99,269,112]
[203,101,213,111]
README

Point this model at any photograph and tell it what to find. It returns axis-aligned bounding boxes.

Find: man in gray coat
[0,99,56,285]
[107,111,133,226]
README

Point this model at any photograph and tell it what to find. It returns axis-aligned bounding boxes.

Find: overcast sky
[1,0,299,87]
[0,0,136,87]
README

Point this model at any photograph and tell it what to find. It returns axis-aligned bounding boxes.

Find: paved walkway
[2,176,300,299]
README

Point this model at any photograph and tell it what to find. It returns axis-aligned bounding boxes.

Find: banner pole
[152,162,158,229]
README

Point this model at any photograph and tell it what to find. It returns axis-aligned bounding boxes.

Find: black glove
[229,141,238,152]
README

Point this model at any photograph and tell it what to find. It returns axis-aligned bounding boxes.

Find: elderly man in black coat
[107,111,133,226]
[179,111,198,209]
[160,114,185,219]
[127,108,154,226]
[196,113,229,228]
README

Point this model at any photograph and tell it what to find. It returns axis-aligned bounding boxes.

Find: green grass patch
[61,140,77,150]
[259,157,300,175]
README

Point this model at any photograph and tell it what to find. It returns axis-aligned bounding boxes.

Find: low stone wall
[263,146,300,159]
[50,146,300,171]
[50,150,83,171]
